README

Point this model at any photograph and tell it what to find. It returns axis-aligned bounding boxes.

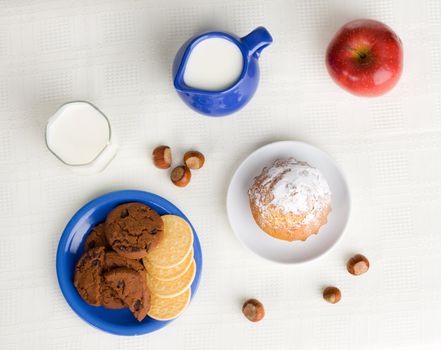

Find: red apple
[326,19,403,97]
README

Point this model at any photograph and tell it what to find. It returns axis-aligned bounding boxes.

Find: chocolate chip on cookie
[84,223,109,250]
[104,203,164,259]
[104,267,151,321]
[73,246,105,306]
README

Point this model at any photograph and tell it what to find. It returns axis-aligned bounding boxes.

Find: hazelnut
[152,146,172,169]
[347,254,370,276]
[184,151,205,170]
[171,165,191,187]
[242,298,265,322]
[323,287,341,304]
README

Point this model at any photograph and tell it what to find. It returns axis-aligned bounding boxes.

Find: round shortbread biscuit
[145,215,193,268]
[148,288,191,321]
[146,260,196,298]
[143,249,193,281]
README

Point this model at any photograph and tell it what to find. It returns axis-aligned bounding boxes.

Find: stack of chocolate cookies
[73,203,164,321]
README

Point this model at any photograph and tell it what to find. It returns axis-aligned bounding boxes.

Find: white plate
[227,141,351,264]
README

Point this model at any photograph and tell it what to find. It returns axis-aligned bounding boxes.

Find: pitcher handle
[241,26,273,58]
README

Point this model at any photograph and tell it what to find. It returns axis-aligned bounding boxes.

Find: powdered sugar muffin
[248,158,331,241]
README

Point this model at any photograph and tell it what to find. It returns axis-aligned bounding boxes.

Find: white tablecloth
[1,0,441,349]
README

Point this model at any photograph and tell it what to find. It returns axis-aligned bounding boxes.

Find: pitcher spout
[241,26,273,58]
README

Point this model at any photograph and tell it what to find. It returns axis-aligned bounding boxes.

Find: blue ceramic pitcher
[172,27,272,117]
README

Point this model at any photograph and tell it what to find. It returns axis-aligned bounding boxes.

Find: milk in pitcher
[183,37,244,91]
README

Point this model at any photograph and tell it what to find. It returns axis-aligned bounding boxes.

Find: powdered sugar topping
[250,158,331,225]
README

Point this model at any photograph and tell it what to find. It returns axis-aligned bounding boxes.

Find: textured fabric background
[1,0,440,349]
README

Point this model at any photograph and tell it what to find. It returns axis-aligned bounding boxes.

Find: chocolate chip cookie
[73,246,105,306]
[100,251,146,309]
[104,267,151,321]
[84,223,109,250]
[104,203,164,259]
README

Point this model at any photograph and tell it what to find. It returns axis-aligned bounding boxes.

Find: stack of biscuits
[73,202,196,321]
[143,215,195,320]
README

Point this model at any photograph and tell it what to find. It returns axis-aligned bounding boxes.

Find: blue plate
[56,190,203,336]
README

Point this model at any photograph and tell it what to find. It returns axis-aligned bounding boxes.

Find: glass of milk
[173,27,272,117]
[45,101,118,174]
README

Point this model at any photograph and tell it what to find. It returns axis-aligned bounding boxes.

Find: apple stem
[346,46,371,65]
